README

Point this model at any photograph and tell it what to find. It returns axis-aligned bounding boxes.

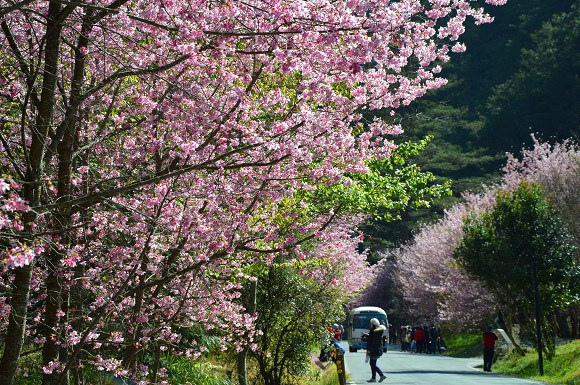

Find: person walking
[483,326,498,372]
[363,318,387,383]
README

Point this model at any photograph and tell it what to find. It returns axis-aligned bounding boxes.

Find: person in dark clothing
[362,318,387,383]
[389,325,395,345]
[423,326,430,354]
[410,327,416,352]
[429,324,439,354]
[483,326,498,372]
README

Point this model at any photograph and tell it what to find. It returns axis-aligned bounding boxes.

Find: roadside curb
[343,354,357,384]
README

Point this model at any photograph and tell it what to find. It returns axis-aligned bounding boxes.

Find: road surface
[341,343,547,385]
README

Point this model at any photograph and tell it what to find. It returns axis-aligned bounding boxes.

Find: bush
[12,349,42,385]
[298,362,342,385]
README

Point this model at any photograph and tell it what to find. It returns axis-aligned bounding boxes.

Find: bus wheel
[349,346,357,353]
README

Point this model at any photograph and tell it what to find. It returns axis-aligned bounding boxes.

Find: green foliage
[174,324,226,354]
[454,181,579,358]
[310,138,452,222]
[162,355,232,385]
[12,349,43,385]
[302,364,342,385]
[439,332,482,358]
[251,265,345,385]
[453,0,576,114]
[494,340,580,385]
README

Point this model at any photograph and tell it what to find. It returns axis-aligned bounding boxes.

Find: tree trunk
[0,1,63,382]
[555,309,572,338]
[43,8,90,384]
[151,344,162,383]
[571,306,580,338]
[42,248,65,385]
[122,252,149,372]
[237,279,257,385]
[0,264,34,385]
[497,311,526,356]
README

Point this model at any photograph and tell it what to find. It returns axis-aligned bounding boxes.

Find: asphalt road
[341,342,548,385]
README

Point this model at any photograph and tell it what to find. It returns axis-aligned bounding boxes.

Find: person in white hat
[362,318,387,382]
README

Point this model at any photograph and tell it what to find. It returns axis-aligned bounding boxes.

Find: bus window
[353,314,387,329]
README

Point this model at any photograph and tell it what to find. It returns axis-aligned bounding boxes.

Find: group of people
[396,324,442,354]
[323,319,499,382]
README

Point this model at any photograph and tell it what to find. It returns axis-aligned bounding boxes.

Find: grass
[301,361,349,385]
[12,349,43,385]
[304,365,340,385]
[163,355,233,385]
[441,332,482,358]
[11,349,233,385]
[494,340,580,385]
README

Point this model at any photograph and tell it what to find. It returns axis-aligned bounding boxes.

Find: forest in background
[361,0,579,258]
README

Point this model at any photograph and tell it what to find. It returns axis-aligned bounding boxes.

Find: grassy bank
[305,364,342,385]
[12,348,344,385]
[494,340,579,385]
[441,332,482,358]
[12,349,234,385]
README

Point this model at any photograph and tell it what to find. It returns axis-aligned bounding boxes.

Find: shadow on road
[386,370,490,376]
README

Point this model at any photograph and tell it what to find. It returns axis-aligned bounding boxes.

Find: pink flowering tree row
[0,0,507,384]
[395,191,497,327]
[392,138,578,330]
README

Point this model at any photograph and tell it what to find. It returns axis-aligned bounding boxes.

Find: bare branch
[79,54,191,101]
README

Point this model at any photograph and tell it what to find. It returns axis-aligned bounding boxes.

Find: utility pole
[531,261,544,375]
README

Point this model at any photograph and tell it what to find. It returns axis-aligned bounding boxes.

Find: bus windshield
[353,314,387,329]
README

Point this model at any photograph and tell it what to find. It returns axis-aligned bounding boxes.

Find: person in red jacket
[483,326,498,372]
[332,323,342,342]
[413,326,425,353]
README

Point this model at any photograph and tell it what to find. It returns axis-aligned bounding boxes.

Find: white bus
[347,306,389,353]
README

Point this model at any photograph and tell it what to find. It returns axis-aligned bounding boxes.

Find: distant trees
[394,192,496,327]
[484,4,580,151]
[375,139,579,338]
[360,0,579,255]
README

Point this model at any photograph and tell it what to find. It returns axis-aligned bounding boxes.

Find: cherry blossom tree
[503,136,580,243]
[395,191,496,327]
[0,0,508,384]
